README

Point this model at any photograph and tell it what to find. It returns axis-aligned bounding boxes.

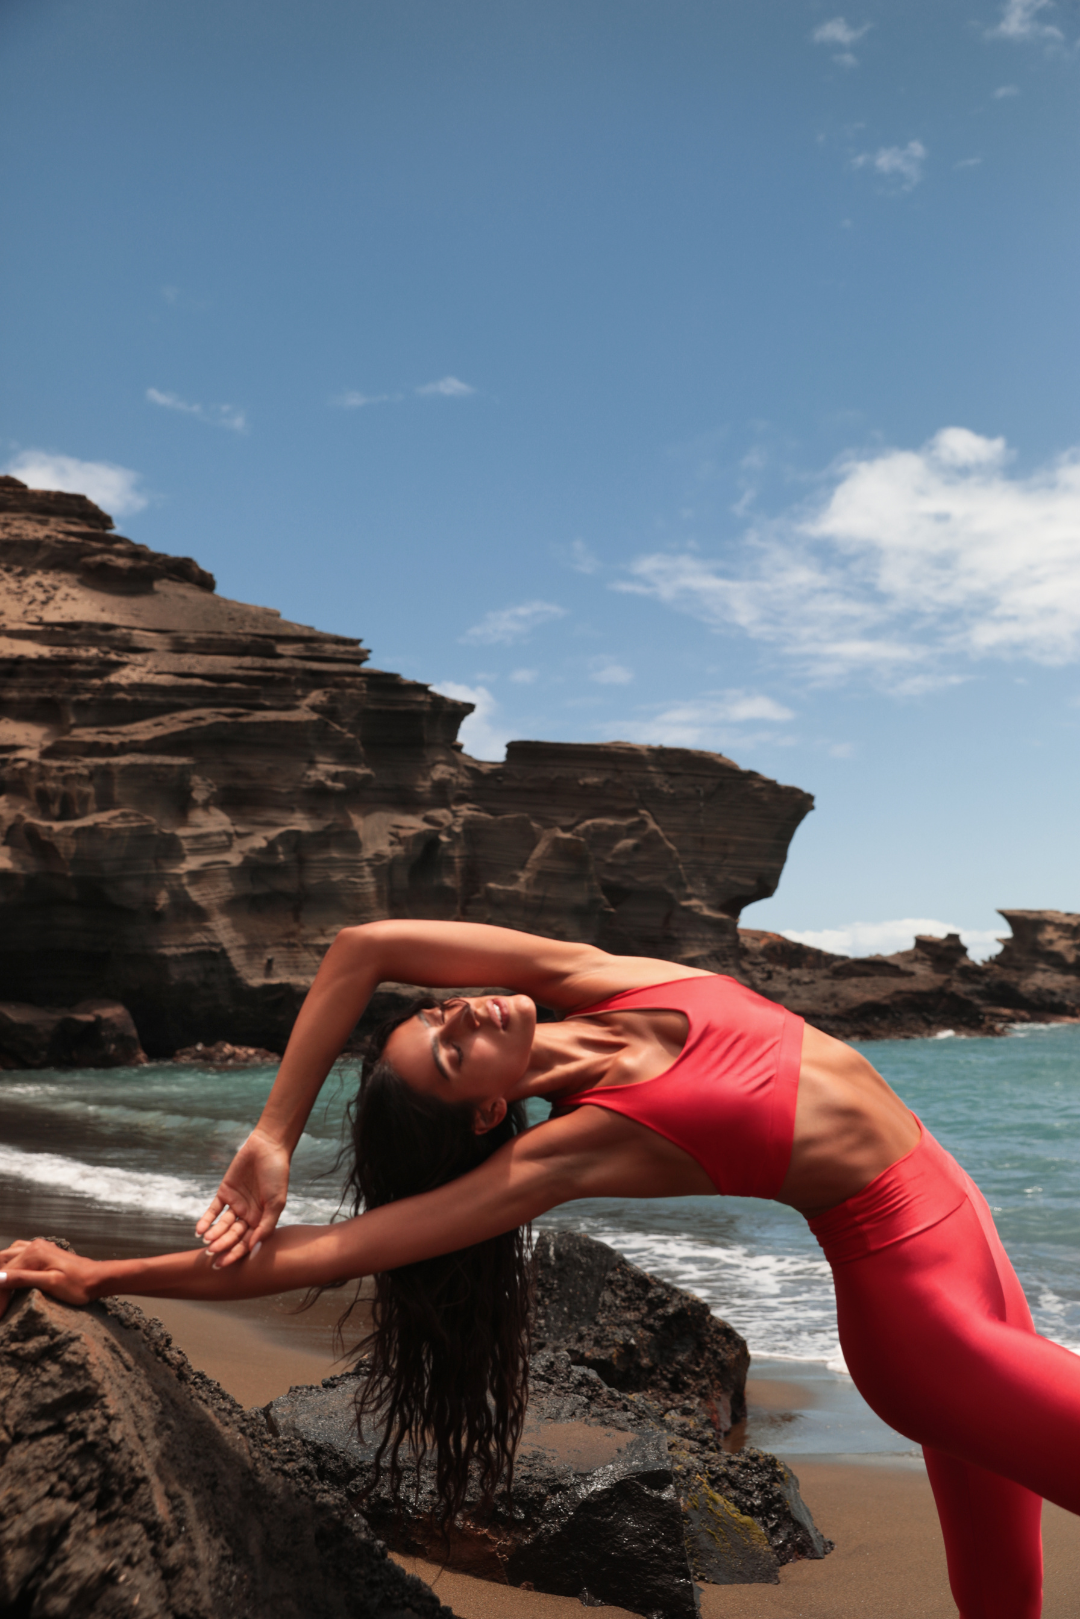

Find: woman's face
[385,993,538,1114]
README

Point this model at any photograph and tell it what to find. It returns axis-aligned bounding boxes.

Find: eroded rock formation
[0,1287,453,1619]
[265,1232,830,1615]
[0,476,812,1058]
[739,911,1080,1040]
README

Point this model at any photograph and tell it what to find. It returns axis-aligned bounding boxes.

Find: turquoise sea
[1,1024,1078,1377]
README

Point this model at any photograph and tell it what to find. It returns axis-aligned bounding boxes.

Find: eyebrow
[418,1011,451,1082]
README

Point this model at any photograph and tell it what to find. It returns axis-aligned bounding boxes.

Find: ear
[472,1096,508,1136]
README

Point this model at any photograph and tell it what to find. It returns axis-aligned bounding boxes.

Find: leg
[833,1198,1080,1516]
[923,1445,1043,1619]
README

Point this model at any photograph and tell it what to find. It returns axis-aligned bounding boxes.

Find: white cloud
[332,390,396,408]
[147,388,246,433]
[589,657,633,685]
[416,376,476,397]
[2,451,148,517]
[616,427,1080,686]
[510,667,539,684]
[852,140,927,191]
[461,600,567,646]
[812,17,870,46]
[605,690,794,749]
[779,919,1003,962]
[432,682,509,761]
[987,0,1063,41]
[954,157,983,170]
[993,83,1021,96]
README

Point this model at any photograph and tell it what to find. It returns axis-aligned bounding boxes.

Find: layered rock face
[0,476,812,1056]
[0,1288,453,1619]
[739,910,1080,1040]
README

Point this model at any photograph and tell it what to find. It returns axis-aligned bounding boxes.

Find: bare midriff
[779,1024,921,1217]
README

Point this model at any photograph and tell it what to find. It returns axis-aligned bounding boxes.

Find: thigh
[832,1198,1080,1514]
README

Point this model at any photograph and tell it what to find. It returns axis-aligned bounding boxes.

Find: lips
[489,997,507,1029]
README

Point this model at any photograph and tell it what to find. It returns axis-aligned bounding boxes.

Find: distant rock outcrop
[739,910,1080,1040]
[0,476,812,1058]
[0,1287,452,1619]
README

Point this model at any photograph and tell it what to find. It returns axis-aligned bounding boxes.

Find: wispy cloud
[954,156,983,169]
[588,656,633,685]
[993,83,1021,96]
[812,17,870,64]
[146,388,246,433]
[332,390,398,409]
[461,600,567,646]
[2,451,147,517]
[780,919,1003,961]
[602,690,794,750]
[510,667,539,684]
[416,376,476,398]
[813,16,871,46]
[987,0,1063,41]
[614,427,1080,688]
[852,140,927,191]
[431,681,509,760]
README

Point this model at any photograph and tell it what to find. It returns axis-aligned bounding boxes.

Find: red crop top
[553,975,804,1199]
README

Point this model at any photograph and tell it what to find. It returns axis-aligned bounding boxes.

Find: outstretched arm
[3,1119,595,1310]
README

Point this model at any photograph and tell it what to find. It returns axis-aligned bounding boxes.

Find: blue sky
[3,0,1078,956]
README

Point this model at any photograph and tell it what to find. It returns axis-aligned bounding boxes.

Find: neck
[510,1017,626,1102]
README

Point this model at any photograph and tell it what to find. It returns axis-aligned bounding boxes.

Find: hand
[194,1128,292,1267]
[0,1238,99,1315]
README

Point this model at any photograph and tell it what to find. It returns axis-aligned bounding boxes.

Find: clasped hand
[194,1127,292,1266]
[0,1238,98,1317]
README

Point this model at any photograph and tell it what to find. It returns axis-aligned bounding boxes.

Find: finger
[248,1209,282,1251]
[0,1240,30,1264]
[200,1205,239,1244]
[205,1217,248,1255]
[195,1194,226,1237]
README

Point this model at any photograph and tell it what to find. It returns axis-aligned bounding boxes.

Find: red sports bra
[553,975,804,1199]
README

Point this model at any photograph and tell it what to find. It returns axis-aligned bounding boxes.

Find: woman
[2,919,1078,1618]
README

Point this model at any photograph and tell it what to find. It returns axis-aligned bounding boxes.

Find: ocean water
[1,1025,1078,1377]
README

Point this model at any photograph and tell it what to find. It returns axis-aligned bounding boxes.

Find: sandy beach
[119,1290,1080,1619]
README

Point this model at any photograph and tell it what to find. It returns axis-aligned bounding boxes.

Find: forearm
[91,1223,360,1302]
[256,930,380,1151]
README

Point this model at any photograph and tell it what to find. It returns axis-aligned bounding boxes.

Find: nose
[445,997,478,1030]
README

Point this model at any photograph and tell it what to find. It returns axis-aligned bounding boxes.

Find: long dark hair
[339,995,533,1524]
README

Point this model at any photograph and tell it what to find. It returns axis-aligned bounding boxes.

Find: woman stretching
[2,920,1078,1619]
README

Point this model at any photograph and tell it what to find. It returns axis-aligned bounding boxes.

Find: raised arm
[197,919,672,1262]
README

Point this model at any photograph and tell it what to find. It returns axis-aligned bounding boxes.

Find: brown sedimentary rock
[0,1287,453,1618]
[739,913,1080,1040]
[0,478,812,1057]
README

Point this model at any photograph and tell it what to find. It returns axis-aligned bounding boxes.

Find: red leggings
[809,1124,1080,1619]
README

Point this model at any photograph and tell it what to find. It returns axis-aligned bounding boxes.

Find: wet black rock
[263,1236,831,1616]
[0,1289,454,1619]
[531,1228,750,1432]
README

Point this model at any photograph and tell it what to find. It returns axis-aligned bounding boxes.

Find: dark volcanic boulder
[0,1289,453,1619]
[0,998,146,1070]
[531,1228,749,1431]
[263,1237,829,1615]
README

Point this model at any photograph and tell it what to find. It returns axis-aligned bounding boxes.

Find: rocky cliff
[739,910,1080,1040]
[0,475,812,1057]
